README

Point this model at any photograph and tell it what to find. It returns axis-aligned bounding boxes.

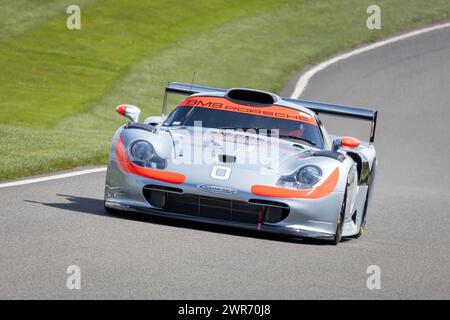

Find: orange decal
[341,137,360,148]
[179,97,317,126]
[251,167,340,199]
[115,138,185,184]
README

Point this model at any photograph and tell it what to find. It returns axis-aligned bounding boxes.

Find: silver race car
[105,82,378,244]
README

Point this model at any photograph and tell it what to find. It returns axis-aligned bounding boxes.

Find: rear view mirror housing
[115,104,141,123]
[332,136,360,151]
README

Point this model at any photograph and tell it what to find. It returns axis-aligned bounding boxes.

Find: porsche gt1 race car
[104,82,378,244]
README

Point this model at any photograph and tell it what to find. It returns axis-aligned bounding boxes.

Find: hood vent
[218,154,236,163]
[227,88,276,105]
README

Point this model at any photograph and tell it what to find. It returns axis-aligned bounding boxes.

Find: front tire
[332,186,347,245]
[352,160,376,239]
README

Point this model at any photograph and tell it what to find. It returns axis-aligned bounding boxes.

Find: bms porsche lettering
[182,97,316,125]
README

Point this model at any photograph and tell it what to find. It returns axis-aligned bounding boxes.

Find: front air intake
[143,189,290,224]
[227,88,276,105]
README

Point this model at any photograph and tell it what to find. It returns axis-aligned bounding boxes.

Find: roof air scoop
[226,88,277,105]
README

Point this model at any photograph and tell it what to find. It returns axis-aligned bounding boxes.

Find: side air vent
[312,150,345,162]
[292,144,305,150]
[227,88,276,105]
[143,185,183,193]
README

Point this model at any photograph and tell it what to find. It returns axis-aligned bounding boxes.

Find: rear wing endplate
[163,82,378,143]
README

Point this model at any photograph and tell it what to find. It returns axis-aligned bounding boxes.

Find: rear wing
[163,82,378,143]
[162,82,227,115]
[283,98,378,143]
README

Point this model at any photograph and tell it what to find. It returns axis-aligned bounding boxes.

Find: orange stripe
[251,167,340,199]
[115,138,185,185]
[179,97,317,126]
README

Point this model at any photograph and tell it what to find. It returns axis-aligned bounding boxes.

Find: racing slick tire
[331,185,347,245]
[351,159,376,239]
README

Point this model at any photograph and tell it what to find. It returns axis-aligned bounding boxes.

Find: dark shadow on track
[25,194,341,246]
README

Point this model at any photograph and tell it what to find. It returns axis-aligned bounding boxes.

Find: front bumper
[104,200,335,240]
[105,161,343,240]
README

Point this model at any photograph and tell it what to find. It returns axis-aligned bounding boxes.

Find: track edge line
[290,21,450,98]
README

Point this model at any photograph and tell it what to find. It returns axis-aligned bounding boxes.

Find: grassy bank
[0,0,449,180]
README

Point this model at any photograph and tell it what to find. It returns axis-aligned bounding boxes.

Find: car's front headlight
[129,140,166,169]
[277,165,323,190]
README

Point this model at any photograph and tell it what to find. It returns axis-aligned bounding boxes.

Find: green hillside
[0,0,449,180]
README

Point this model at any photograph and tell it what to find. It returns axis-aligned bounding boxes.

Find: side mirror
[144,115,166,126]
[115,104,141,123]
[332,136,360,151]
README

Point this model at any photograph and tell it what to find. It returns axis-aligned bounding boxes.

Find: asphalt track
[1,26,450,299]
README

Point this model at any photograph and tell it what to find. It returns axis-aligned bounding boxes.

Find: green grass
[1,0,449,181]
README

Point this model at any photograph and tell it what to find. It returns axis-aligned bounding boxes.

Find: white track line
[2,22,450,189]
[0,167,106,188]
[290,22,450,98]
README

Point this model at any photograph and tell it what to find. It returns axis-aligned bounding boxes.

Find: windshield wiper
[279,135,317,146]
[218,127,279,136]
[218,127,261,131]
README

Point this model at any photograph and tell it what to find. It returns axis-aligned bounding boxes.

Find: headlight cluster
[129,140,166,169]
[277,165,323,190]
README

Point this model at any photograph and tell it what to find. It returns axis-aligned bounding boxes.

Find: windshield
[163,105,324,148]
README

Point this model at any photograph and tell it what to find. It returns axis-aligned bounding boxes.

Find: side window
[316,116,331,149]
[163,106,191,126]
